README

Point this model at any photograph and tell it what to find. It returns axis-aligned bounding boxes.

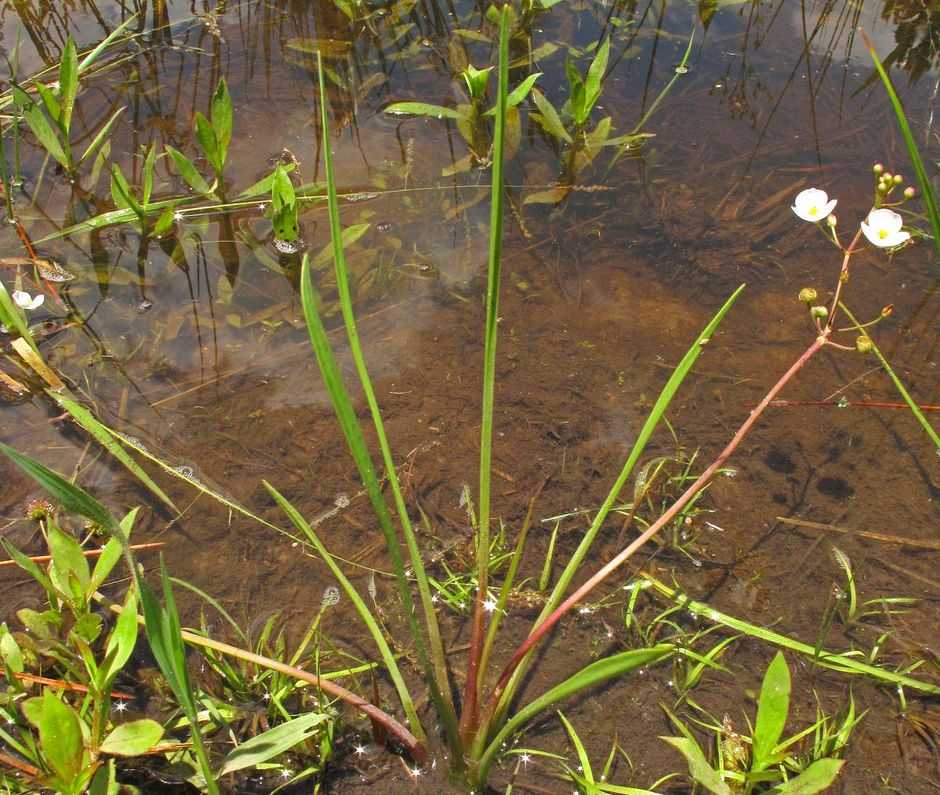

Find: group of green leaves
[664,652,853,794]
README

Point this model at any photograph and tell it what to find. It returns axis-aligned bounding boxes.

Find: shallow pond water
[1,0,940,792]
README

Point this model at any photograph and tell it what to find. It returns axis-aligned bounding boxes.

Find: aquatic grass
[640,573,940,696]
[863,32,940,256]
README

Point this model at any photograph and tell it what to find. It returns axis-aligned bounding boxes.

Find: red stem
[483,333,828,716]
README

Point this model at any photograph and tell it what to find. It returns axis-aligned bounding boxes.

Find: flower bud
[810,305,829,319]
[883,171,893,182]
[893,174,904,185]
[873,163,884,175]
[881,304,894,317]
[904,186,916,199]
[856,336,874,354]
[25,499,54,521]
[798,287,818,304]
[826,214,837,227]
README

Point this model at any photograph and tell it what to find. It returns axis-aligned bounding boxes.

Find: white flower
[12,290,44,311]
[860,208,910,248]
[791,188,837,223]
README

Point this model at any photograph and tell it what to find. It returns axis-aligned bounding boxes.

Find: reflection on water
[2,0,940,790]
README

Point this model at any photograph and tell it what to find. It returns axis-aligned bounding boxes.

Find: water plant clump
[1,1,940,792]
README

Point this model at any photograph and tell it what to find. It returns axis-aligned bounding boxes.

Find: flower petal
[26,294,44,310]
[12,290,30,308]
[792,188,836,223]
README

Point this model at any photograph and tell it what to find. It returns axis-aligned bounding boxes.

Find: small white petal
[791,188,837,223]
[861,209,909,248]
[12,290,30,308]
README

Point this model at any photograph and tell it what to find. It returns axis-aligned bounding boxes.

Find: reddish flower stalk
[483,332,830,719]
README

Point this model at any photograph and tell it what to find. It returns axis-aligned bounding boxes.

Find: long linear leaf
[50,393,177,512]
[219,711,329,775]
[477,645,673,782]
[865,35,940,256]
[384,101,464,120]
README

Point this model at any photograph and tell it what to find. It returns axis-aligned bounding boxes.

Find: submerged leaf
[384,102,465,120]
[218,712,330,774]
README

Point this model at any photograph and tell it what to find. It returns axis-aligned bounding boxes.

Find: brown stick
[2,671,135,700]
[0,541,165,568]
[94,593,426,763]
[776,516,940,551]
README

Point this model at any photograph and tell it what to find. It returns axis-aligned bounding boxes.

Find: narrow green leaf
[752,652,791,771]
[88,758,118,795]
[59,38,79,133]
[211,77,232,168]
[12,84,69,168]
[110,164,143,221]
[165,145,213,196]
[309,223,370,269]
[479,646,673,781]
[51,394,177,512]
[0,629,24,674]
[218,711,329,775]
[100,719,164,756]
[583,38,610,119]
[78,13,140,72]
[152,206,176,237]
[38,690,85,783]
[78,106,123,167]
[236,163,295,198]
[0,279,35,350]
[98,587,139,691]
[0,442,116,531]
[385,101,465,120]
[558,712,594,786]
[531,88,572,143]
[34,81,62,125]
[661,736,731,795]
[484,72,541,116]
[770,759,845,794]
[141,143,157,205]
[48,524,90,602]
[194,112,220,175]
[1,539,56,599]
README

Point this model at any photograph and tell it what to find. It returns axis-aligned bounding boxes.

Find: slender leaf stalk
[840,303,940,450]
[479,285,745,742]
[864,32,940,256]
[461,4,510,745]
[483,332,828,723]
[314,54,458,752]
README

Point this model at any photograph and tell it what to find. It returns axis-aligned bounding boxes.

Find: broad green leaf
[12,84,69,168]
[59,38,79,132]
[98,587,139,691]
[88,759,118,795]
[78,107,123,167]
[210,77,232,168]
[523,185,570,205]
[3,541,56,600]
[531,88,572,143]
[90,533,127,594]
[34,81,62,125]
[165,145,213,196]
[38,690,85,783]
[110,164,143,221]
[484,72,541,116]
[310,223,371,269]
[194,112,221,175]
[218,711,330,775]
[51,394,177,512]
[0,628,23,674]
[661,736,730,795]
[753,652,791,771]
[100,719,163,756]
[583,38,610,119]
[770,758,845,794]
[565,57,586,123]
[48,524,90,603]
[271,163,296,211]
[0,443,116,531]
[152,206,176,237]
[384,101,464,120]
[236,163,295,198]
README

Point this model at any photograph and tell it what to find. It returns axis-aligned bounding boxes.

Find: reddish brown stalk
[483,333,829,718]
[766,399,940,411]
[0,749,40,778]
[2,671,134,700]
[0,541,165,568]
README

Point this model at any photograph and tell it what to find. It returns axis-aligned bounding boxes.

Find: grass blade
[477,645,673,782]
[864,32,940,255]
[264,480,425,751]
[840,303,940,450]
